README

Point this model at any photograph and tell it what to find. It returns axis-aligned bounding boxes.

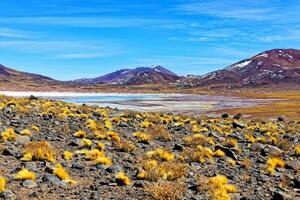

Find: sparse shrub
[197,175,237,200]
[275,138,292,151]
[53,164,75,184]
[115,172,131,185]
[146,148,174,161]
[95,156,112,166]
[73,130,87,138]
[1,128,16,141]
[14,168,36,180]
[132,131,152,142]
[266,157,285,175]
[184,134,208,147]
[115,140,136,152]
[241,158,251,169]
[225,138,238,148]
[107,131,120,142]
[296,145,300,156]
[227,158,236,166]
[213,149,225,157]
[0,177,6,192]
[80,138,92,147]
[20,129,32,136]
[31,125,40,132]
[21,140,55,162]
[140,121,154,128]
[63,151,73,160]
[97,142,105,151]
[148,125,172,141]
[145,181,187,200]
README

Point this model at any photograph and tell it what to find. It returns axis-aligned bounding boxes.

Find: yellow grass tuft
[146,148,175,161]
[20,129,32,136]
[73,130,87,138]
[21,140,55,162]
[0,177,6,192]
[198,175,237,200]
[266,157,285,176]
[80,138,92,147]
[1,128,16,141]
[115,172,131,185]
[14,168,36,180]
[145,181,187,200]
[214,149,225,157]
[132,131,152,142]
[63,151,73,160]
[53,164,76,184]
[295,145,300,156]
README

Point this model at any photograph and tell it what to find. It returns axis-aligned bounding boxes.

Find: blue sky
[1,0,300,80]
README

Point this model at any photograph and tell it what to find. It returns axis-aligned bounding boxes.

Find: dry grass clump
[266,157,285,175]
[115,140,136,152]
[1,128,16,141]
[197,175,237,200]
[146,148,175,161]
[20,129,32,136]
[106,131,120,142]
[296,144,300,156]
[224,138,238,148]
[148,125,172,141]
[115,172,131,185]
[240,158,251,169]
[180,146,214,163]
[63,151,73,160]
[73,130,87,138]
[140,121,154,128]
[145,181,187,200]
[275,138,292,151]
[183,134,210,147]
[53,164,76,184]
[76,148,112,166]
[0,177,6,192]
[213,149,225,157]
[132,131,152,142]
[80,138,93,147]
[21,140,55,162]
[14,168,36,180]
[138,160,188,181]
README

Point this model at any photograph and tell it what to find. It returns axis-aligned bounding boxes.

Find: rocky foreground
[0,95,299,200]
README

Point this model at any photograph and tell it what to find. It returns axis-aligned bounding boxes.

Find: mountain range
[1,48,300,89]
[74,65,179,85]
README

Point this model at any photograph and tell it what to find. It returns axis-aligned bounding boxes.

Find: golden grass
[145,181,187,200]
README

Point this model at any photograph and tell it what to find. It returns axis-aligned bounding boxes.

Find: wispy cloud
[172,0,277,20]
[0,28,33,39]
[0,17,179,29]
[55,52,120,59]
[0,39,121,59]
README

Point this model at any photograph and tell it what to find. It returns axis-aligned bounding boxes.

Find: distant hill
[74,65,179,85]
[0,64,57,84]
[184,49,300,88]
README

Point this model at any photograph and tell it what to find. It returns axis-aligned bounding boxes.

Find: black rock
[173,143,184,151]
[221,113,230,119]
[232,121,245,129]
[233,113,242,120]
[277,116,285,121]
[29,95,38,100]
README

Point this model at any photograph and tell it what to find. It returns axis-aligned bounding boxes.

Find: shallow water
[0,91,267,114]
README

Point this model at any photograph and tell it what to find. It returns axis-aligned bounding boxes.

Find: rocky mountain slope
[186,49,300,88]
[0,64,56,84]
[74,65,179,85]
[0,95,299,199]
